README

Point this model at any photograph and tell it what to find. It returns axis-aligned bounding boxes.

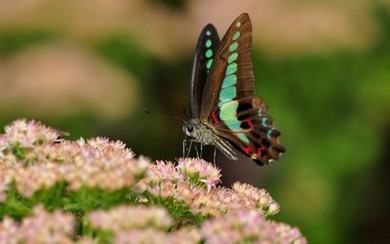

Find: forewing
[190,24,220,118]
[200,13,254,120]
[201,13,285,165]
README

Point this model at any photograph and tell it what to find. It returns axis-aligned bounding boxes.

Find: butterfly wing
[190,24,220,118]
[200,13,285,165]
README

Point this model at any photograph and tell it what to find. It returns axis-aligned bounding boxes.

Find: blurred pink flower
[134,158,279,217]
[0,119,307,243]
[0,120,147,199]
[177,158,221,189]
[89,206,173,233]
[0,44,138,119]
[201,209,307,244]
[2,119,62,147]
[232,182,280,215]
[0,0,378,58]
[190,0,377,56]
[115,228,201,244]
[0,205,74,243]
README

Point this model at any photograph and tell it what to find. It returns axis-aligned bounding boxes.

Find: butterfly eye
[186,124,194,133]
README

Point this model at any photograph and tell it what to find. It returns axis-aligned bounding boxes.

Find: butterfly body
[184,13,285,166]
[183,119,238,160]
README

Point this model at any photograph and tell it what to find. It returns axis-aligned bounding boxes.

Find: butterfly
[182,13,286,165]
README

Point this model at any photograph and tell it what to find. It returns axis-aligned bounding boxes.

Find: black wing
[190,24,220,118]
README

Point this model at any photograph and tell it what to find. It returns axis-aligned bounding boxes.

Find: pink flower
[201,210,307,244]
[89,206,173,233]
[232,182,280,215]
[0,205,74,243]
[177,158,221,189]
[0,120,307,243]
[3,119,62,148]
[115,228,201,244]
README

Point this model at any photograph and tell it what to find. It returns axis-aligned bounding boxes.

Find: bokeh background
[0,0,389,243]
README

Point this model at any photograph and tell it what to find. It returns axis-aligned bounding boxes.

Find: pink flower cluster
[89,205,173,231]
[88,205,201,244]
[202,209,307,244]
[86,205,305,244]
[135,159,279,217]
[115,228,201,244]
[0,120,307,243]
[177,158,221,189]
[0,119,147,200]
[0,119,62,150]
[0,206,74,243]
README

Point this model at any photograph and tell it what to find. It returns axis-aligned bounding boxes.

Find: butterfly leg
[194,144,199,158]
[213,147,217,165]
[200,142,203,158]
[186,139,194,158]
[182,138,187,157]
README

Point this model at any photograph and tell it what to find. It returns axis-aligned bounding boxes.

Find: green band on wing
[219,86,236,102]
[225,119,241,129]
[222,75,237,88]
[225,63,238,76]
[219,102,250,144]
[206,59,213,70]
[228,53,238,63]
[205,39,212,48]
[238,133,250,143]
[214,28,249,144]
[220,101,238,121]
[233,31,240,41]
[205,49,213,58]
[224,120,250,144]
[261,117,268,126]
[229,42,238,52]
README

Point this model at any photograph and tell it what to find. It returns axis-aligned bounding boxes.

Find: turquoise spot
[233,31,240,41]
[206,30,211,36]
[229,42,238,52]
[266,129,272,138]
[205,49,213,58]
[225,119,241,129]
[238,133,250,143]
[225,63,238,76]
[225,120,250,143]
[219,86,236,102]
[228,53,238,63]
[205,39,212,48]
[206,59,213,70]
[222,75,237,88]
[220,101,238,121]
[220,101,250,144]
[261,117,268,126]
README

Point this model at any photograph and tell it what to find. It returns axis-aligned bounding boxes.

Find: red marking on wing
[210,111,221,125]
[257,147,267,157]
[242,146,253,155]
[245,119,254,129]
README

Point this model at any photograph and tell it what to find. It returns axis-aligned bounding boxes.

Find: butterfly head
[182,119,219,146]
[182,120,195,137]
[182,119,207,139]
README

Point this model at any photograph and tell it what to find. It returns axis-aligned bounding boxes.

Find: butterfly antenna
[182,108,190,120]
[143,108,186,123]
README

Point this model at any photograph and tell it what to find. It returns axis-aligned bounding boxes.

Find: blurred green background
[0,0,389,243]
